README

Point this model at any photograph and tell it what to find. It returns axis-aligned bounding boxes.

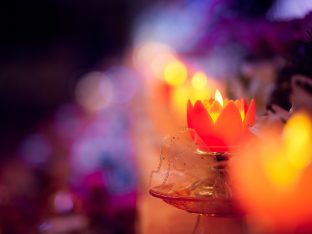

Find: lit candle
[187,90,256,152]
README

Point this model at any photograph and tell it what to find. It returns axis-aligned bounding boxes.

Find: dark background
[0,0,278,157]
[0,0,156,156]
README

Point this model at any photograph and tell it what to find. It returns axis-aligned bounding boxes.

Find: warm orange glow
[235,100,246,121]
[214,89,223,107]
[133,42,175,75]
[230,112,312,230]
[151,52,176,79]
[262,152,300,191]
[169,75,220,125]
[283,113,312,170]
[164,61,187,86]
[170,85,190,123]
[187,91,256,152]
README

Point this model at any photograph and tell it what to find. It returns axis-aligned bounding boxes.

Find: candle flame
[215,89,223,107]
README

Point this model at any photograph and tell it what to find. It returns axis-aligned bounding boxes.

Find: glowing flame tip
[215,89,223,107]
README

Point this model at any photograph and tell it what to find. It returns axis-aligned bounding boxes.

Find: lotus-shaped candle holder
[187,90,256,152]
[150,90,256,219]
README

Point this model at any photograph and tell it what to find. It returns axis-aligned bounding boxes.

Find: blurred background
[1,0,312,233]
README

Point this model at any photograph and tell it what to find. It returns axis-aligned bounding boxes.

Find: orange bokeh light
[230,112,312,230]
[163,60,188,86]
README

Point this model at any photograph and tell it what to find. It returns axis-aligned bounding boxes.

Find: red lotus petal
[187,100,194,128]
[209,100,222,113]
[187,100,227,151]
[187,100,214,138]
[244,99,256,128]
[241,98,248,114]
[234,100,241,111]
[215,101,243,146]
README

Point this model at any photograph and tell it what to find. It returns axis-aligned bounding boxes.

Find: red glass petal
[187,100,194,128]
[241,98,248,114]
[187,100,214,136]
[215,101,243,146]
[187,100,223,149]
[209,100,222,113]
[244,99,256,128]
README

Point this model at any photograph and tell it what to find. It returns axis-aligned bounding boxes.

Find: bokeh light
[230,112,312,230]
[133,42,176,80]
[150,52,176,79]
[75,72,113,112]
[104,66,139,105]
[53,191,75,214]
[191,72,208,90]
[163,60,187,86]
